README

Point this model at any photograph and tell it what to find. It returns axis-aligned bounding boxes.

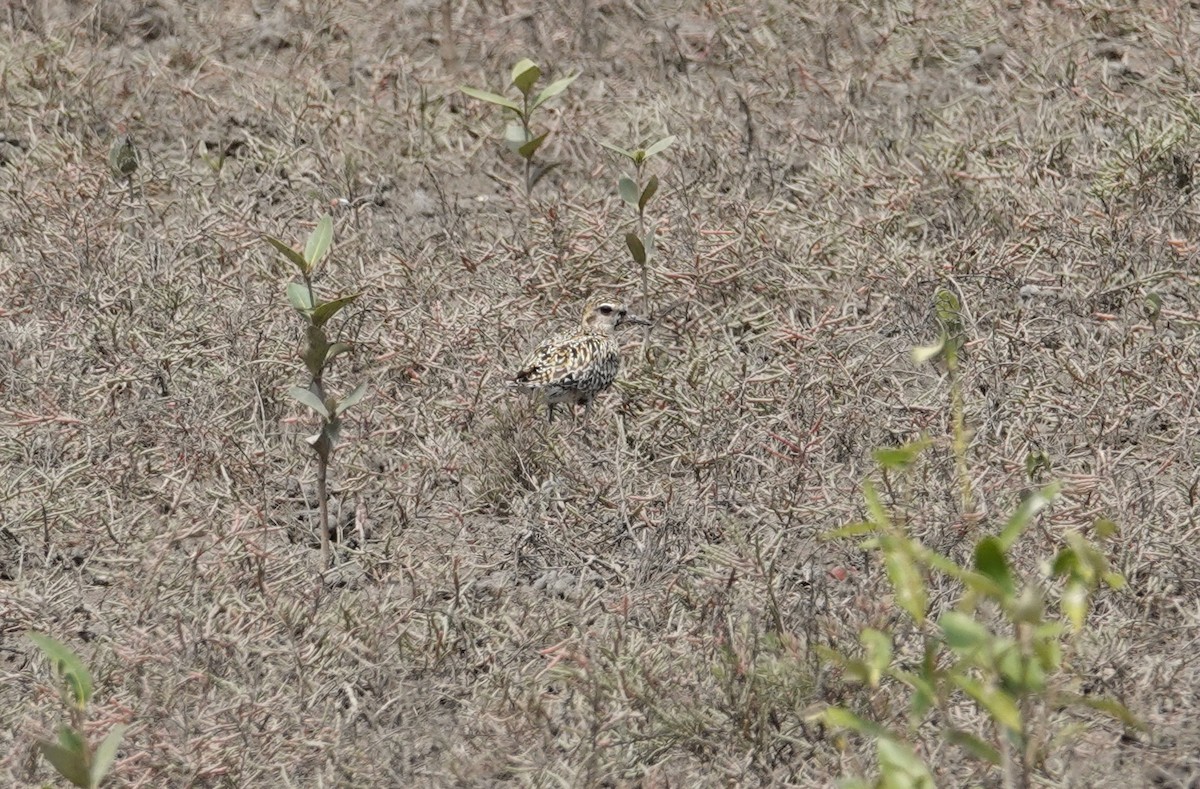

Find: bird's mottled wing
[512,333,609,389]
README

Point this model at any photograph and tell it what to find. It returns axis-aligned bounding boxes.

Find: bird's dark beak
[621,312,651,327]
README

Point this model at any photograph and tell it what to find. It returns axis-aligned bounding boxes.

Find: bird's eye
[599,305,614,315]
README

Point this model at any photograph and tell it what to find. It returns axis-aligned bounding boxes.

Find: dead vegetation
[2,0,1200,786]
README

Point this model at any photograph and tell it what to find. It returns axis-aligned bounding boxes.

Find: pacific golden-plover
[510,298,649,422]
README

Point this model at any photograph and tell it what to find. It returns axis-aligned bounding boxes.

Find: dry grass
[2,0,1200,786]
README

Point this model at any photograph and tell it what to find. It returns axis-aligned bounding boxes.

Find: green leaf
[598,139,634,160]
[459,85,522,113]
[938,611,990,654]
[38,736,90,788]
[644,134,677,157]
[1061,580,1088,631]
[892,668,937,722]
[287,282,314,312]
[998,482,1061,550]
[861,629,892,687]
[1093,517,1118,540]
[264,235,310,276]
[334,382,368,415]
[953,675,1021,732]
[883,535,927,624]
[877,737,936,788]
[862,480,890,529]
[945,728,1001,765]
[518,131,549,160]
[872,435,930,472]
[911,337,945,364]
[510,58,541,95]
[618,175,639,206]
[532,73,578,110]
[626,233,646,266]
[974,537,1014,599]
[288,385,330,418]
[304,214,333,268]
[504,122,530,152]
[311,293,361,328]
[326,342,353,364]
[27,632,92,708]
[818,706,893,740]
[306,421,339,463]
[91,724,127,787]
[639,174,659,211]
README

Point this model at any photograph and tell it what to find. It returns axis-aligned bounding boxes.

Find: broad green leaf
[1051,547,1078,577]
[974,537,1014,599]
[306,427,333,463]
[598,139,633,159]
[911,337,944,364]
[863,480,891,529]
[938,611,990,654]
[618,175,639,206]
[510,58,541,95]
[1103,570,1126,589]
[38,737,90,788]
[518,131,549,160]
[288,385,330,418]
[311,293,361,328]
[884,541,927,624]
[459,86,522,113]
[626,233,646,266]
[504,122,530,151]
[287,281,314,312]
[876,737,936,788]
[998,645,1045,694]
[1093,517,1118,539]
[954,674,1021,732]
[872,435,930,472]
[264,235,310,275]
[934,287,961,327]
[531,73,578,110]
[326,342,353,363]
[998,482,1062,550]
[91,724,128,786]
[861,629,892,686]
[334,382,368,415]
[27,632,92,708]
[891,668,937,722]
[304,214,333,268]
[818,706,892,739]
[945,728,1001,765]
[644,134,677,157]
[1061,580,1088,631]
[639,174,659,211]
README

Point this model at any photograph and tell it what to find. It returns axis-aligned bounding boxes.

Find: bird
[510,297,649,423]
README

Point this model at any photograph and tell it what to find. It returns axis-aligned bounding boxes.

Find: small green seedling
[461,58,578,197]
[27,632,127,789]
[600,135,675,317]
[263,214,367,571]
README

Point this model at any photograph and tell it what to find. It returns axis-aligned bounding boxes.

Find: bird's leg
[547,401,556,424]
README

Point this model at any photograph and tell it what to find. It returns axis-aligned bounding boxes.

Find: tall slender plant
[461,58,578,198]
[263,215,367,571]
